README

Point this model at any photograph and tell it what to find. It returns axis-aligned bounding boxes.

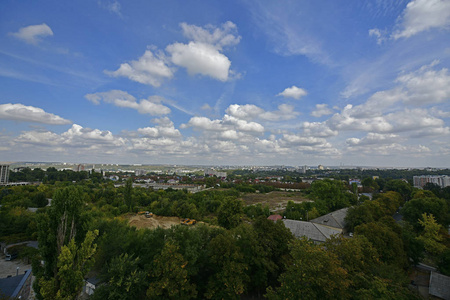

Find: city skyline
[1,0,450,167]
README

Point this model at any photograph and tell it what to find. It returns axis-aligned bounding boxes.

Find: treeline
[1,175,449,299]
[9,167,94,183]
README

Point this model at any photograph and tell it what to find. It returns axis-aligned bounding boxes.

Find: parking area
[0,252,32,278]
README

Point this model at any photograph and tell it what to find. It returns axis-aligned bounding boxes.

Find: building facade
[0,164,9,184]
[413,175,450,188]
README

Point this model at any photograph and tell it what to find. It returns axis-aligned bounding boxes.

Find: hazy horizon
[1,0,450,167]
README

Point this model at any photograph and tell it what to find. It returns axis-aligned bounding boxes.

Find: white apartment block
[413,175,450,188]
[0,164,9,184]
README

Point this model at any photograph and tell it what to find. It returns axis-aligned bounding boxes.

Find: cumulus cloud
[311,104,334,117]
[165,21,241,81]
[346,133,401,146]
[85,90,171,116]
[397,63,450,105]
[0,103,71,125]
[10,23,53,45]
[182,114,264,135]
[277,85,307,99]
[226,103,299,122]
[167,42,231,81]
[16,124,126,149]
[392,0,450,39]
[105,50,173,87]
[301,122,338,137]
[106,22,240,85]
[137,117,181,138]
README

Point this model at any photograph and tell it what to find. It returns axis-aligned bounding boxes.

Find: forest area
[1,168,449,299]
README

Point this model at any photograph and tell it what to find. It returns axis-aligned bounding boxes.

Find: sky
[0,0,450,167]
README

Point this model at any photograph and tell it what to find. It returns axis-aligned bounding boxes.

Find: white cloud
[223,115,265,133]
[392,0,450,39]
[165,22,240,82]
[181,116,223,131]
[226,103,299,122]
[167,42,231,81]
[311,104,334,117]
[226,104,264,120]
[181,114,265,135]
[105,50,173,87]
[302,122,338,137]
[137,117,181,138]
[397,63,450,105]
[10,23,53,45]
[368,28,386,44]
[180,21,241,49]
[280,134,328,147]
[328,104,394,133]
[346,133,401,146]
[277,85,307,99]
[16,124,126,149]
[85,90,171,116]
[0,103,71,125]
[386,108,447,134]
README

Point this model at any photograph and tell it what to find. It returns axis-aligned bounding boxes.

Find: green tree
[205,232,249,299]
[266,238,350,300]
[384,179,412,201]
[402,197,448,230]
[147,241,197,299]
[355,220,407,268]
[93,253,147,300]
[40,230,98,300]
[416,213,446,256]
[217,197,243,229]
[124,178,134,212]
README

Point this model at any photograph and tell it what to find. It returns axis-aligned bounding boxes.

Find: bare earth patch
[0,253,32,279]
[125,214,181,230]
[240,191,311,212]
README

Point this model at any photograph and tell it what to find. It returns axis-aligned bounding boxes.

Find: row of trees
[2,172,449,299]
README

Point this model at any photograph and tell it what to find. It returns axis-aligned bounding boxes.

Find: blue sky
[1,0,450,167]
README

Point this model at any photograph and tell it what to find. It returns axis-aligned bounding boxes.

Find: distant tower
[0,164,10,184]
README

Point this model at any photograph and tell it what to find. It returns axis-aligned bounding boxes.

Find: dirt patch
[125,214,181,230]
[241,191,311,212]
[0,253,32,279]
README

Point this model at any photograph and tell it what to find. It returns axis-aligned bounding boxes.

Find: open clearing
[0,253,32,279]
[240,191,311,212]
[125,214,181,230]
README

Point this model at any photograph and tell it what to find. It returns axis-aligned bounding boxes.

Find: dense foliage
[1,168,449,299]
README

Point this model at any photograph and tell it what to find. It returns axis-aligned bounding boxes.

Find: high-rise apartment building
[413,175,450,188]
[0,164,9,184]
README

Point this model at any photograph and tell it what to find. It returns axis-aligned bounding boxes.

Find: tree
[93,253,147,300]
[384,179,412,201]
[416,213,446,256]
[124,178,134,212]
[34,186,88,299]
[217,197,243,229]
[266,238,350,300]
[355,220,407,268]
[402,196,448,230]
[147,241,197,299]
[205,232,249,299]
[40,230,98,300]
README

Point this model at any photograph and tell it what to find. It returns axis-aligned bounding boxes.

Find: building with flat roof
[0,164,9,184]
[413,175,450,188]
